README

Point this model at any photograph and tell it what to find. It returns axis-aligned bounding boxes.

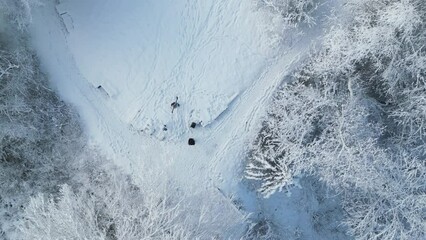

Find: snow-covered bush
[258,0,319,27]
[247,0,426,238]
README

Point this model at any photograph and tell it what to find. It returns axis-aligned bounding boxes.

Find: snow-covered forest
[247,0,426,239]
[0,0,425,239]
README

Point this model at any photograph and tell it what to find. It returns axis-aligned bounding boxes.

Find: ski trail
[207,51,304,187]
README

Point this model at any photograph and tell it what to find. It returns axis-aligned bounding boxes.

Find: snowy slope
[30,0,289,192]
[28,0,337,238]
[56,0,281,140]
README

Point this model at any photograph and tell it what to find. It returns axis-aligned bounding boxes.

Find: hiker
[190,122,197,128]
[171,96,180,113]
[188,138,195,145]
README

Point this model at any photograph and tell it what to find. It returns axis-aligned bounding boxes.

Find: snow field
[28,0,335,238]
[56,0,282,140]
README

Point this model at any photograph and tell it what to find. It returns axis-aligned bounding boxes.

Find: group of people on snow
[166,96,198,145]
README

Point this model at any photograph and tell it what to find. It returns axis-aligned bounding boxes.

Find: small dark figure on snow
[190,122,197,128]
[163,125,167,131]
[188,138,195,145]
[171,96,180,113]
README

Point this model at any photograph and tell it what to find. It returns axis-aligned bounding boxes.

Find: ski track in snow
[28,0,330,237]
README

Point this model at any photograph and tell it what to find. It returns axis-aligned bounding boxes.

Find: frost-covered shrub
[258,0,319,27]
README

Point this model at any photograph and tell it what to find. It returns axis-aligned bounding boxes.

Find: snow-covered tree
[242,220,279,240]
[0,40,84,237]
[18,149,243,240]
[0,0,42,30]
[247,0,426,238]
[342,148,426,240]
[247,80,386,197]
[257,0,319,28]
[246,82,335,197]
[18,154,194,240]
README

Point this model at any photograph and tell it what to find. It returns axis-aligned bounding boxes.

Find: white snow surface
[56,0,281,138]
[28,0,337,238]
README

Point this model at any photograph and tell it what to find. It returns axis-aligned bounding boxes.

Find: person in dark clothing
[188,138,195,145]
[171,96,180,113]
[190,122,197,128]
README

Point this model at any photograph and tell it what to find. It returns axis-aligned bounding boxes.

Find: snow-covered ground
[28,0,338,238]
[56,0,282,139]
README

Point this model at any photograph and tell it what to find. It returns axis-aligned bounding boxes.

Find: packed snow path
[29,0,327,237]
